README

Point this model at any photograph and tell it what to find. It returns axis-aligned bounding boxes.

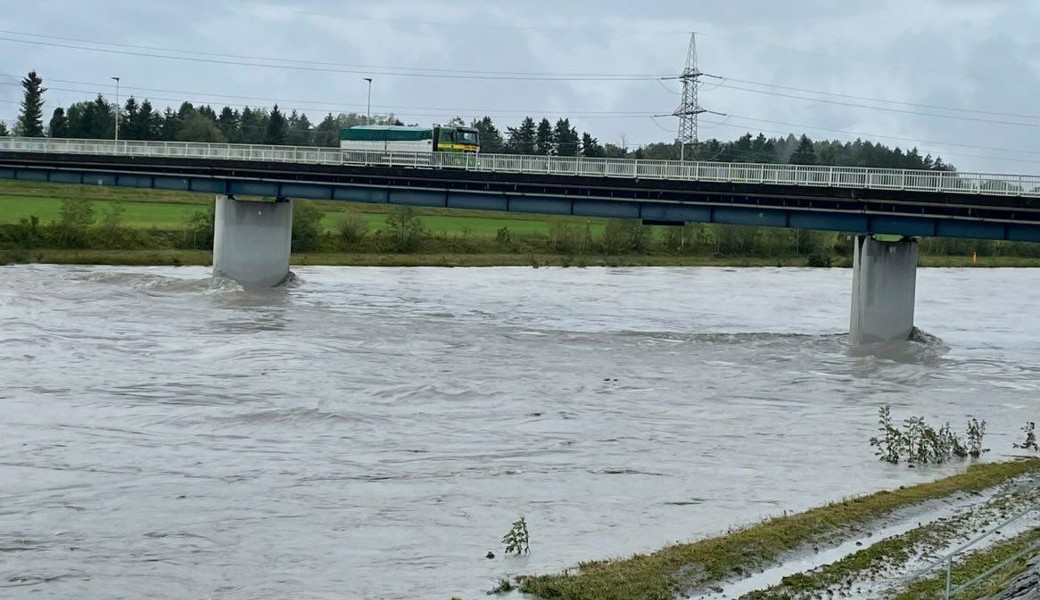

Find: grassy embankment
[4,180,1040,267]
[23,250,798,268]
[894,527,1040,600]
[738,477,1038,599]
[517,460,1040,600]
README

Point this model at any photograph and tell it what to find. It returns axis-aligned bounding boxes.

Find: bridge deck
[2,138,1040,242]
[2,137,1039,199]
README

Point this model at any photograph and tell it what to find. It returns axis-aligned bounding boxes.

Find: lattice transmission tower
[673,33,706,161]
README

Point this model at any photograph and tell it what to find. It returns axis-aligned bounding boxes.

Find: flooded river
[2,265,1038,599]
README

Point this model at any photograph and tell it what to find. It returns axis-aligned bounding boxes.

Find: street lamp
[111,76,120,145]
[363,77,372,125]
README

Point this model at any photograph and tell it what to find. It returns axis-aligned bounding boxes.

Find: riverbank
[4,180,1040,268]
[5,248,1040,268]
[516,460,1040,600]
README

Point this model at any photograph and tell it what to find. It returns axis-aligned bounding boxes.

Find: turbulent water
[2,264,1039,599]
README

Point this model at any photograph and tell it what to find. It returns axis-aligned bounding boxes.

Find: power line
[51,0,1007,83]
[0,30,673,79]
[0,33,669,82]
[8,30,1031,127]
[49,69,1039,138]
[30,79,654,117]
[19,80,1040,162]
[8,76,1036,167]
[0,81,661,121]
[17,84,661,125]
[6,30,1033,129]
[689,30,1022,84]
[715,82,1040,128]
[37,73,1040,135]
[178,0,701,35]
[716,76,1040,122]
[151,2,1024,84]
[649,115,675,133]
[656,79,681,96]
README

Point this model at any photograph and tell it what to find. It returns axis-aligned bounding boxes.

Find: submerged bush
[869,405,988,464]
[502,516,530,556]
[1014,422,1038,452]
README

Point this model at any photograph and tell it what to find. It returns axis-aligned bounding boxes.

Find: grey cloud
[1,0,1036,172]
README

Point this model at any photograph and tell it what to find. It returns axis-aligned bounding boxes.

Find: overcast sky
[2,0,1038,173]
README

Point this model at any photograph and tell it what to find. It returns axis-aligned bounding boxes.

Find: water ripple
[2,264,1039,599]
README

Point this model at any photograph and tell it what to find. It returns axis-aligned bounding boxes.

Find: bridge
[3,136,1039,345]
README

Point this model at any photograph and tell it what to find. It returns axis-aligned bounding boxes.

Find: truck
[339,125,481,153]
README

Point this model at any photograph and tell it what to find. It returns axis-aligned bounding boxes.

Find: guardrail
[905,499,1040,599]
[2,136,1039,199]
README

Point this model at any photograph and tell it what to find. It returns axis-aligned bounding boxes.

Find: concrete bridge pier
[212,195,293,287]
[850,235,919,345]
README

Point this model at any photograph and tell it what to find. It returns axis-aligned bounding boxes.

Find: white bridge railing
[2,137,1039,199]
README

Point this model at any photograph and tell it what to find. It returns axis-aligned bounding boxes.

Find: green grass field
[5,180,1039,269]
[0,196,204,228]
[0,180,603,236]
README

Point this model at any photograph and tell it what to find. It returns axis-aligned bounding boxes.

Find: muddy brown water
[2,265,1039,599]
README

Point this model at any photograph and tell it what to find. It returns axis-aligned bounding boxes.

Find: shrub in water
[869,405,988,464]
[502,517,530,555]
[1014,422,1038,452]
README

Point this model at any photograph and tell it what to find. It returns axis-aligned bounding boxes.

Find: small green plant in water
[488,578,514,594]
[869,405,903,464]
[869,405,988,464]
[965,417,988,458]
[1014,421,1038,452]
[502,516,530,555]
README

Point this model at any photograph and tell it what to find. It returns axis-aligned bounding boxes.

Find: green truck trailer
[339,125,481,153]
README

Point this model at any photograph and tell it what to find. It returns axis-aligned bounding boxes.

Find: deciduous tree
[176,113,226,142]
[47,108,68,138]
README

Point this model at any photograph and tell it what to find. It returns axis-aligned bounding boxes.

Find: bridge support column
[212,195,293,287]
[850,235,918,345]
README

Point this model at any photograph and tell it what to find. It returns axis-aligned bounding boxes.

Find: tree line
[11,70,955,170]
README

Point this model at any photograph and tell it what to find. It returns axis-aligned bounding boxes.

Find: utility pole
[672,33,705,161]
[364,77,372,125]
[111,76,120,145]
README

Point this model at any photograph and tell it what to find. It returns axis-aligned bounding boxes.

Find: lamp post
[111,76,120,145]
[363,77,372,125]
